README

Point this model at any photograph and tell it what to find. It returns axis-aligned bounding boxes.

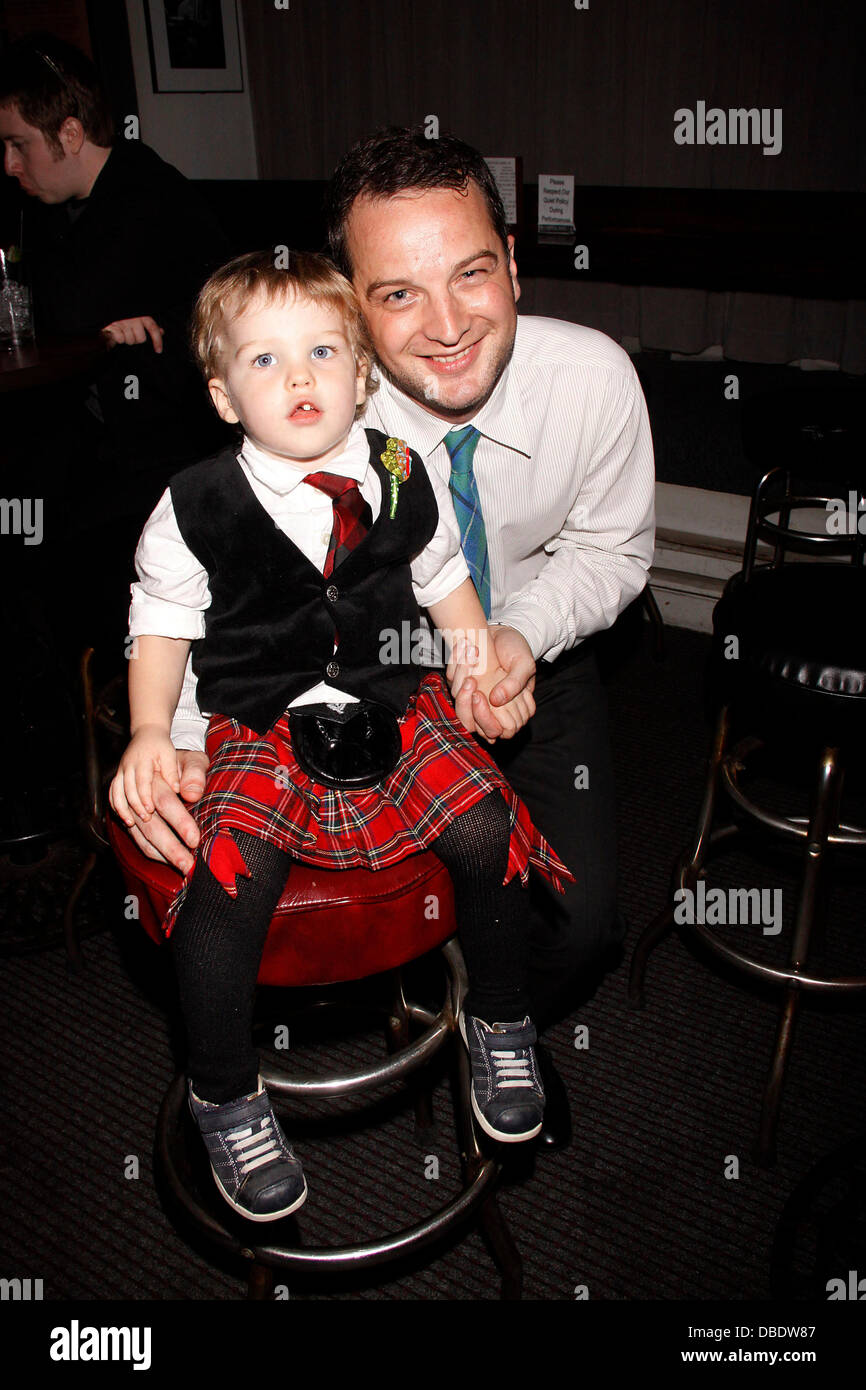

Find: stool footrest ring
[261,1010,450,1097]
[683,922,866,992]
[157,1066,500,1273]
[722,745,866,847]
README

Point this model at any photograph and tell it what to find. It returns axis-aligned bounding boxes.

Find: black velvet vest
[169,428,439,734]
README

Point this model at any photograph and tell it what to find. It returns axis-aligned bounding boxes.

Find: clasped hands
[446,622,535,741]
[108,624,536,873]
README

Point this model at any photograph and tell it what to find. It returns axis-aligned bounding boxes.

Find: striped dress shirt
[365,314,655,663]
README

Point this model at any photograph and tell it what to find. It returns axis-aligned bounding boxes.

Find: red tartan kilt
[163,671,573,935]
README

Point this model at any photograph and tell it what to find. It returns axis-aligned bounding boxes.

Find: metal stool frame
[630,704,866,1167]
[157,936,523,1297]
[631,463,866,1166]
[741,466,865,578]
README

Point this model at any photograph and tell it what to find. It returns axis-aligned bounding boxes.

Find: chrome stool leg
[385,968,437,1134]
[755,746,844,1166]
[248,1263,274,1300]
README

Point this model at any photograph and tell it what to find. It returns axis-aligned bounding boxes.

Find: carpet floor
[2,616,864,1302]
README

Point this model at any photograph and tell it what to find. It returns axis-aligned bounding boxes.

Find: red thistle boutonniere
[380,437,412,518]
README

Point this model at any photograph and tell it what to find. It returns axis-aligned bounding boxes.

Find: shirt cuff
[412,550,470,609]
[170,716,208,753]
[493,601,569,663]
[129,587,207,640]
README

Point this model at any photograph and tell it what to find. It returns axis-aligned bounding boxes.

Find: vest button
[325,584,339,602]
[326,661,340,679]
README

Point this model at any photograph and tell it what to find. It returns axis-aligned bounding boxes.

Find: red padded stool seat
[108,814,456,984]
[106,816,523,1298]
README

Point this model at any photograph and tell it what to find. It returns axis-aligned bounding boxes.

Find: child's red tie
[304,473,372,576]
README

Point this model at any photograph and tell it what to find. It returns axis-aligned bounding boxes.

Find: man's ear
[57,116,86,158]
[208,378,240,424]
[507,233,521,304]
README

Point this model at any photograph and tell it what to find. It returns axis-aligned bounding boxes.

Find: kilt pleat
[164,672,574,936]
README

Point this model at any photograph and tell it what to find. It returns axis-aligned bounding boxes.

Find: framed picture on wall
[144,0,243,93]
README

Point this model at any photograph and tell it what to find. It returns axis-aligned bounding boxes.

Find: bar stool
[630,466,866,1164]
[107,816,524,1298]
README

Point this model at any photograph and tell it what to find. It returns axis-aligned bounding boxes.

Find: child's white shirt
[128,420,470,748]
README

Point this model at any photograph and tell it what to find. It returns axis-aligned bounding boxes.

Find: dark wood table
[0,333,105,392]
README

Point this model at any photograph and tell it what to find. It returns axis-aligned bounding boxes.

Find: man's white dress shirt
[365,315,655,663]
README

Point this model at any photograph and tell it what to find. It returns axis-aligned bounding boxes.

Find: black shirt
[26,138,233,491]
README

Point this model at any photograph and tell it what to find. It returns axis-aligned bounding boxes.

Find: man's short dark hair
[325,126,510,279]
[0,33,113,153]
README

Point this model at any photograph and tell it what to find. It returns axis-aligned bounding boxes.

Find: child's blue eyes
[252,347,334,367]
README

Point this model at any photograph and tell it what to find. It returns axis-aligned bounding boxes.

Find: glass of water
[0,245,34,350]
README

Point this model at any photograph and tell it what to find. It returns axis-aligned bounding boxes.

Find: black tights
[170,793,530,1104]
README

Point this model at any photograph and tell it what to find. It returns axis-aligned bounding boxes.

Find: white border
[146,0,243,93]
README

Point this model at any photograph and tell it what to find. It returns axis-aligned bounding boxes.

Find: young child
[110,249,573,1223]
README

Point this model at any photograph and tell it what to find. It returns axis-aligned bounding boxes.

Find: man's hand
[486,626,536,706]
[452,625,536,740]
[108,749,208,874]
[101,315,164,353]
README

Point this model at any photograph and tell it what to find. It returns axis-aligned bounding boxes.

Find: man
[0,33,231,655]
[114,128,656,1145]
[0,34,231,468]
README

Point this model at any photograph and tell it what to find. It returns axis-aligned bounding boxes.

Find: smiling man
[330,130,655,1027]
[120,129,655,1146]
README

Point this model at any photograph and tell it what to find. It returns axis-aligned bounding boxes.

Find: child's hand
[456,664,536,740]
[110,725,181,825]
[446,631,481,701]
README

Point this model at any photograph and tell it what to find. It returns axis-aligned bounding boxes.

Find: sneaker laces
[226,1115,283,1174]
[490,1023,534,1090]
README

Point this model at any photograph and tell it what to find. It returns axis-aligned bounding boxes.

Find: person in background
[0,32,232,658]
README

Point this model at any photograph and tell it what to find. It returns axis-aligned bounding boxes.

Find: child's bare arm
[426,578,536,739]
[111,635,192,824]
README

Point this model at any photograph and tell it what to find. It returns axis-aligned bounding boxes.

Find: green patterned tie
[444,425,491,617]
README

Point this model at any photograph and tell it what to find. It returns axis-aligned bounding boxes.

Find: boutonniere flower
[380,437,412,518]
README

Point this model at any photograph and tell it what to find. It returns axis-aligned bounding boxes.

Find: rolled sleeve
[128,488,211,639]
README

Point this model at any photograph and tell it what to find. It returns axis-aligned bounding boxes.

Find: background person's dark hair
[0,33,114,154]
[325,126,510,279]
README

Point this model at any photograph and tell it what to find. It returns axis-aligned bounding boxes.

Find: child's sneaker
[459,1013,545,1142]
[188,1078,307,1222]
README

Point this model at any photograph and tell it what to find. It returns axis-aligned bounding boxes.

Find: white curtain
[240,0,865,371]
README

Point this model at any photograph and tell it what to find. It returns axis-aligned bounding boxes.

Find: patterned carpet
[2,617,864,1302]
